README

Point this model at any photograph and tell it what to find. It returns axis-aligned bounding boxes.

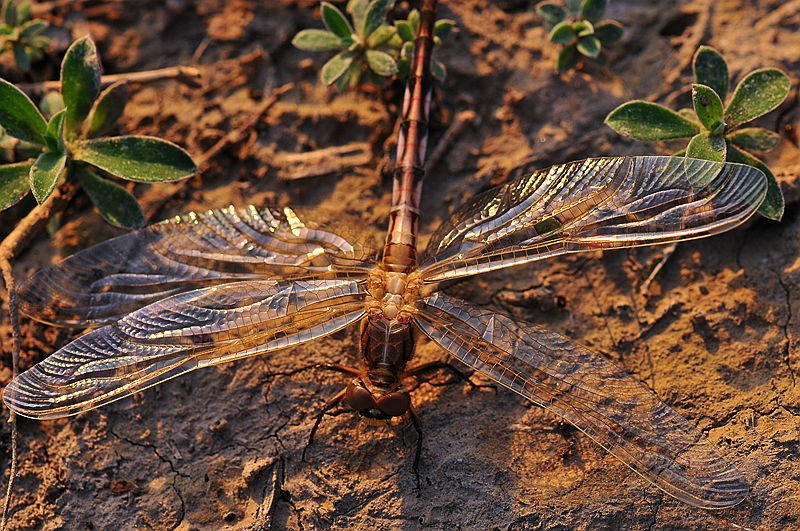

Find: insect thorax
[366,267,426,322]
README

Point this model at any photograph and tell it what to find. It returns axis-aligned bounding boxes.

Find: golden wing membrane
[414,292,748,509]
[19,205,370,327]
[3,279,368,419]
[419,156,767,282]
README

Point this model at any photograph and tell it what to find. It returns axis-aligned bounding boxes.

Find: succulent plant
[292,0,453,88]
[0,0,49,70]
[536,0,623,73]
[0,36,197,227]
[605,46,790,220]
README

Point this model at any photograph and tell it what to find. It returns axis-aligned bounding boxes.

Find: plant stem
[275,142,372,180]
[0,181,78,530]
[139,82,293,221]
[197,82,294,169]
[16,66,202,94]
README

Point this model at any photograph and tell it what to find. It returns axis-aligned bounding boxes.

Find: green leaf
[43,108,65,152]
[557,45,578,73]
[20,19,47,39]
[0,160,33,210]
[385,32,402,49]
[321,2,353,39]
[686,132,726,162]
[725,68,791,129]
[432,59,447,81]
[30,150,67,203]
[32,34,50,46]
[395,20,414,41]
[567,0,582,14]
[61,36,101,138]
[434,19,455,42]
[693,46,728,101]
[573,20,595,37]
[728,127,781,152]
[407,8,420,35]
[728,145,783,220]
[320,50,356,85]
[362,0,392,39]
[76,166,145,228]
[595,20,622,43]
[365,49,397,76]
[86,81,128,138]
[605,101,699,140]
[291,29,343,51]
[399,40,413,60]
[676,107,700,125]
[536,3,567,29]
[72,136,197,183]
[12,42,30,70]
[549,21,576,44]
[0,78,47,144]
[347,0,369,36]
[335,58,361,90]
[692,84,724,132]
[577,35,601,58]
[580,0,606,24]
[17,0,30,22]
[396,59,409,78]
[366,24,395,48]
[3,0,17,26]
[396,41,413,77]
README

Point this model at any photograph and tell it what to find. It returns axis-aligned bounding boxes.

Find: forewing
[415,292,748,509]
[420,156,766,282]
[19,205,371,326]
[3,279,368,419]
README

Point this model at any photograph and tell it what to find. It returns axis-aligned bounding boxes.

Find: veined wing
[415,292,748,509]
[3,278,368,419]
[419,156,766,282]
[19,205,371,326]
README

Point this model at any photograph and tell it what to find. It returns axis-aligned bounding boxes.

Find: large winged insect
[2,0,766,510]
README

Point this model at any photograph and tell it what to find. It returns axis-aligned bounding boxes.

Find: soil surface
[1,1,799,530]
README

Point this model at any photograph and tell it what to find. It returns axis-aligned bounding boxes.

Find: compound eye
[346,382,377,412]
[376,390,411,417]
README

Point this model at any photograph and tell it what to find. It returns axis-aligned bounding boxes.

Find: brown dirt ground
[1,0,799,529]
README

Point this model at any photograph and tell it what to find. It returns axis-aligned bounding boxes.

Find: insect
[3,0,766,510]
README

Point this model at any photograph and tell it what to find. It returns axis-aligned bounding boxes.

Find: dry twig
[17,66,202,94]
[0,182,79,531]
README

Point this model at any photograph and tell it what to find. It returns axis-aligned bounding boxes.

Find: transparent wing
[19,205,371,326]
[415,292,748,509]
[419,156,766,282]
[3,279,368,419]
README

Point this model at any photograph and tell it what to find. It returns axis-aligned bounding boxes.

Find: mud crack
[108,426,188,527]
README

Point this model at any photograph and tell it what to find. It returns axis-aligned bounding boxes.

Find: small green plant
[390,6,452,81]
[0,0,48,71]
[292,0,453,88]
[605,46,790,220]
[0,36,197,228]
[536,0,622,73]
